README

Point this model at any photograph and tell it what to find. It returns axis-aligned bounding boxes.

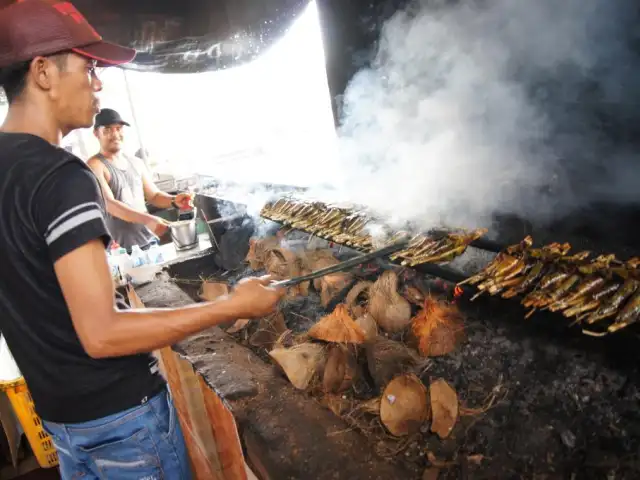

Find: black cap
[94,108,130,128]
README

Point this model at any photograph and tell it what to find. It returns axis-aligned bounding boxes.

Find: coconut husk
[308,304,366,344]
[369,271,412,333]
[298,266,312,296]
[321,394,351,416]
[380,374,429,437]
[345,281,373,318]
[199,281,229,302]
[301,250,352,295]
[422,468,441,480]
[226,319,251,334]
[246,236,280,270]
[411,296,465,357]
[249,312,287,349]
[430,378,459,439]
[269,343,326,390]
[403,285,425,306]
[322,344,358,393]
[265,247,309,298]
[366,337,418,389]
[300,249,339,274]
[357,397,381,415]
[355,313,378,342]
[264,247,299,279]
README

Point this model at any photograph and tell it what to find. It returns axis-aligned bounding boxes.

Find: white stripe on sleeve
[44,202,101,237]
[45,210,104,245]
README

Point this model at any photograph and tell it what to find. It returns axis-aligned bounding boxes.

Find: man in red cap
[0,1,283,478]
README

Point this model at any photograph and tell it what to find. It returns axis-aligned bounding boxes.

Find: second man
[88,108,191,251]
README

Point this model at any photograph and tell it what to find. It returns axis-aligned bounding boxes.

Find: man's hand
[227,277,285,318]
[145,216,170,237]
[174,193,194,210]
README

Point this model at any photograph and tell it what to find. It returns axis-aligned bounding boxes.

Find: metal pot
[170,219,198,251]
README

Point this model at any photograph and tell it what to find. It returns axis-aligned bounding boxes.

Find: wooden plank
[127,285,222,480]
[199,376,247,480]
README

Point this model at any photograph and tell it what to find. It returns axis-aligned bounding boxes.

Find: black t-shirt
[0,132,164,423]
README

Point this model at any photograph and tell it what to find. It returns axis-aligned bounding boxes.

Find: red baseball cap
[0,0,136,69]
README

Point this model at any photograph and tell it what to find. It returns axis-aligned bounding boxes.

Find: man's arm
[137,158,192,210]
[33,164,283,358]
[139,159,174,209]
[87,157,164,227]
[54,239,282,358]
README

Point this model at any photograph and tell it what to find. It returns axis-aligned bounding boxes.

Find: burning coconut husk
[411,296,465,357]
[264,247,307,298]
[249,311,287,349]
[366,337,418,389]
[199,280,229,302]
[430,378,459,439]
[369,271,412,333]
[345,281,373,318]
[269,343,326,390]
[355,313,378,342]
[308,304,366,344]
[246,236,281,270]
[322,344,359,393]
[301,249,353,307]
[380,374,430,437]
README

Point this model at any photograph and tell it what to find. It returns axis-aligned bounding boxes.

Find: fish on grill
[459,236,640,335]
[261,198,485,266]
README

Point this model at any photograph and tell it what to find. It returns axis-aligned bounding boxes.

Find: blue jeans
[42,388,192,480]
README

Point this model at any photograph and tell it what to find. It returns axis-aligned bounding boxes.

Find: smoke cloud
[319,0,640,232]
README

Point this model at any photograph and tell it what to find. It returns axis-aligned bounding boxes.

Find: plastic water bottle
[130,245,147,267]
[107,254,121,282]
[146,244,164,265]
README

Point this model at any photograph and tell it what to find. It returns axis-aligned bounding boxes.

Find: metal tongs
[270,237,410,289]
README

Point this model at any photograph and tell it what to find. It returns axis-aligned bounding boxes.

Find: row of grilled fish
[460,236,640,334]
[260,198,486,266]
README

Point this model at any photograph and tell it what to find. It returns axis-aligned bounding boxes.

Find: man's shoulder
[0,132,63,162]
[87,154,105,168]
[0,132,88,184]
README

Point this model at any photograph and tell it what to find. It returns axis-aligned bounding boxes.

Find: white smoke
[316,0,640,231]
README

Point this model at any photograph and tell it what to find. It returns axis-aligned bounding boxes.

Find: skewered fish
[262,198,484,266]
[457,235,640,335]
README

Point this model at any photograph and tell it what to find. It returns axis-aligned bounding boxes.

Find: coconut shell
[200,281,229,302]
[430,378,459,439]
[321,394,351,416]
[246,236,280,270]
[358,397,381,415]
[249,312,287,349]
[366,337,418,389]
[369,271,412,333]
[355,313,378,342]
[322,344,358,393]
[346,281,373,318]
[269,343,326,390]
[403,285,425,306]
[411,296,465,357]
[226,319,251,334]
[380,374,429,436]
[308,304,366,344]
[264,247,299,279]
